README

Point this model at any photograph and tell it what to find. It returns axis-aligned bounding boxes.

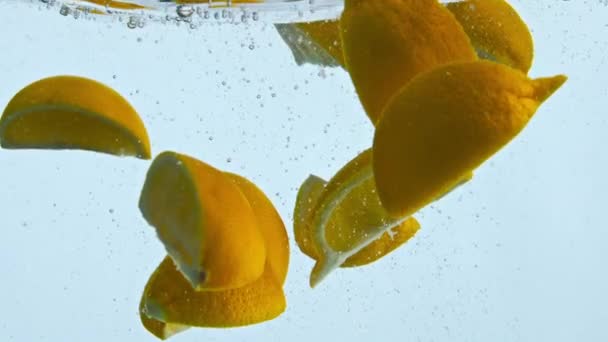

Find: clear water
[0,1,607,341]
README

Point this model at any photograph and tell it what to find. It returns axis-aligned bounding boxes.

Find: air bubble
[176,5,195,18]
[127,16,139,29]
[59,5,70,16]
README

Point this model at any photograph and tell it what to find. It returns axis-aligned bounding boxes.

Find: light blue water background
[0,1,607,341]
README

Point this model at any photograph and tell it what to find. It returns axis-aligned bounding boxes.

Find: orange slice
[0,75,151,159]
[447,0,534,73]
[373,60,567,218]
[139,151,266,291]
[294,149,420,287]
[340,0,477,124]
[140,257,285,339]
[226,173,290,285]
[275,20,344,67]
[140,165,289,339]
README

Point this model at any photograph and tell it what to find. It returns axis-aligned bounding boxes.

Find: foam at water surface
[18,0,464,27]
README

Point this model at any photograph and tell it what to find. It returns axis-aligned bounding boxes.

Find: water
[0,1,607,341]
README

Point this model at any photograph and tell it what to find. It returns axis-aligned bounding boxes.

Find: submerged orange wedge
[446,0,534,73]
[139,152,289,339]
[294,149,420,287]
[139,152,267,291]
[294,20,344,66]
[340,0,477,124]
[275,20,344,67]
[0,76,151,159]
[227,173,289,285]
[373,60,567,218]
[280,0,534,74]
[140,257,285,339]
[295,175,421,268]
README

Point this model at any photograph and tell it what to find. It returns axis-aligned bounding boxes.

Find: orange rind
[294,149,420,287]
[447,0,534,72]
[0,76,151,159]
[139,151,267,291]
[139,152,289,339]
[373,61,567,218]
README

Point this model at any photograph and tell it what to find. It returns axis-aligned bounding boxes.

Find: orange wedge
[0,76,151,159]
[226,173,290,285]
[293,175,326,260]
[446,0,534,73]
[140,257,285,339]
[294,149,420,287]
[447,0,534,73]
[279,0,534,73]
[294,20,344,66]
[140,163,289,339]
[139,151,266,291]
[275,20,344,67]
[373,60,567,218]
[340,0,477,124]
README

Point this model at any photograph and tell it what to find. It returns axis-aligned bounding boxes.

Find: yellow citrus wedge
[226,173,290,285]
[294,174,420,269]
[373,60,567,218]
[295,20,344,66]
[140,257,286,339]
[339,223,420,267]
[139,151,266,291]
[294,149,420,287]
[275,20,344,68]
[0,76,151,159]
[447,0,534,73]
[140,309,190,341]
[140,170,288,339]
[340,0,477,124]
[293,175,326,260]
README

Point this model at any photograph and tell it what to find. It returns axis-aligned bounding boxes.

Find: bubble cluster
[34,0,347,29]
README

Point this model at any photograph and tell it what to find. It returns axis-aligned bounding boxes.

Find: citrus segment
[293,175,326,260]
[139,151,266,291]
[447,0,534,73]
[292,150,420,287]
[140,168,289,339]
[226,173,290,285]
[340,221,420,267]
[140,309,189,341]
[295,174,421,268]
[0,76,151,159]
[140,256,285,337]
[373,61,567,218]
[295,20,344,65]
[308,149,420,286]
[276,20,344,67]
[340,0,477,124]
